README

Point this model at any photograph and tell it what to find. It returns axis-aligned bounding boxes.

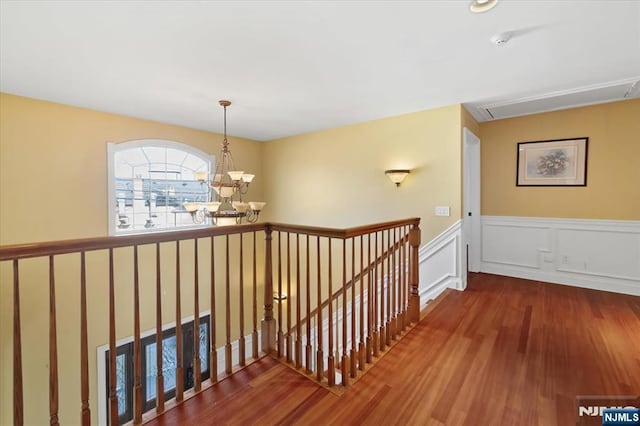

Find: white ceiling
[1,1,639,141]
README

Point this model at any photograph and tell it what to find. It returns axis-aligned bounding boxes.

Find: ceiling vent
[466,78,640,122]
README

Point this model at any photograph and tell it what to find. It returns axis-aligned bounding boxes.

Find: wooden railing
[266,219,421,386]
[0,218,420,425]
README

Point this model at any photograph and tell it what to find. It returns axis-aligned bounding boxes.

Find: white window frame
[96,311,211,426]
[107,139,214,236]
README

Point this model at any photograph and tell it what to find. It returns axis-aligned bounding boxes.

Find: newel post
[408,222,421,323]
[261,225,276,353]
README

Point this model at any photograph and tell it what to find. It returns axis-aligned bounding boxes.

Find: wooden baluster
[238,234,245,367]
[261,225,276,354]
[327,237,335,386]
[80,252,90,425]
[391,228,397,340]
[341,239,349,385]
[48,256,59,426]
[12,259,23,426]
[398,227,404,331]
[252,231,258,359]
[398,227,404,329]
[225,235,232,375]
[175,242,184,402]
[366,234,372,364]
[108,249,118,425]
[358,235,366,370]
[305,234,312,373]
[386,229,392,345]
[295,234,302,368]
[210,237,218,382]
[350,237,357,378]
[335,283,339,377]
[133,246,142,424]
[193,239,202,390]
[277,232,283,358]
[379,231,386,353]
[401,227,406,331]
[409,224,421,323]
[286,233,292,363]
[396,228,406,334]
[373,232,379,357]
[155,244,165,412]
[316,236,323,382]
[403,225,410,330]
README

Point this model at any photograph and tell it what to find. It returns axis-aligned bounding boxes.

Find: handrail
[0,223,266,260]
[0,218,420,260]
[269,217,420,239]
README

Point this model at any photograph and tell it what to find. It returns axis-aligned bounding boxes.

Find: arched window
[107,139,213,235]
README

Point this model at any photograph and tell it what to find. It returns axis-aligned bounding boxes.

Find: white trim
[418,220,463,308]
[98,310,212,426]
[480,215,640,296]
[480,77,640,111]
[462,127,481,275]
[465,77,640,122]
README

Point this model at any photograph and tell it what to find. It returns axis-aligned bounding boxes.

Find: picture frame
[516,137,588,186]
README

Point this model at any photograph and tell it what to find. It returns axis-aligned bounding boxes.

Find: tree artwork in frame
[516,137,588,186]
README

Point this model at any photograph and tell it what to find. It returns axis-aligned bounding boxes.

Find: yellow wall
[0,93,265,425]
[480,99,640,219]
[262,104,463,244]
[0,93,264,244]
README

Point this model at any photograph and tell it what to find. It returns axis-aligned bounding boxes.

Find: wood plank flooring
[146,273,640,425]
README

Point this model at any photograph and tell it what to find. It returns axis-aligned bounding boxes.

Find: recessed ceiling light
[469,0,498,13]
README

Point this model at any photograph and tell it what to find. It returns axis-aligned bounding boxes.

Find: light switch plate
[435,206,450,217]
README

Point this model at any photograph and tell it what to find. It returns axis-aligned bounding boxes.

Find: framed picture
[516,137,588,186]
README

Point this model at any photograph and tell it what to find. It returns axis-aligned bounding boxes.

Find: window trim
[140,317,211,412]
[107,139,214,236]
[97,311,212,426]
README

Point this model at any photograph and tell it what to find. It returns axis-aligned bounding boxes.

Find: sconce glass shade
[273,292,288,301]
[385,169,410,186]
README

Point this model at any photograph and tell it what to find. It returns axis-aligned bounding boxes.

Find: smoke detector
[490,32,511,46]
[470,0,498,13]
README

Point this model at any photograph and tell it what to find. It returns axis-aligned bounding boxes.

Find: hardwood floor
[146,273,640,425]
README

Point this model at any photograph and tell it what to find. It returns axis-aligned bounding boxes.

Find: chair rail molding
[418,220,463,309]
[480,215,640,296]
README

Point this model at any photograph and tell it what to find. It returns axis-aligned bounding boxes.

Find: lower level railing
[0,218,420,425]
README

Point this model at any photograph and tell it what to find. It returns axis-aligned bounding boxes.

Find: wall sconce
[273,292,288,302]
[385,169,410,187]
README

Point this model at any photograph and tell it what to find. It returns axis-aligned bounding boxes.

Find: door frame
[462,127,482,285]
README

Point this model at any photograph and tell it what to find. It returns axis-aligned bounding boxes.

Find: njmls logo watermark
[577,396,640,426]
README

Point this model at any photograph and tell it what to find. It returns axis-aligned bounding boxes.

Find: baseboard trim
[481,263,640,296]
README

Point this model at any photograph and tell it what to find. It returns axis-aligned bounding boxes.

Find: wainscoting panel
[481,216,640,296]
[418,220,463,309]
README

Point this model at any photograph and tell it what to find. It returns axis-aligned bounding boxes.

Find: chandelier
[184,100,266,225]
